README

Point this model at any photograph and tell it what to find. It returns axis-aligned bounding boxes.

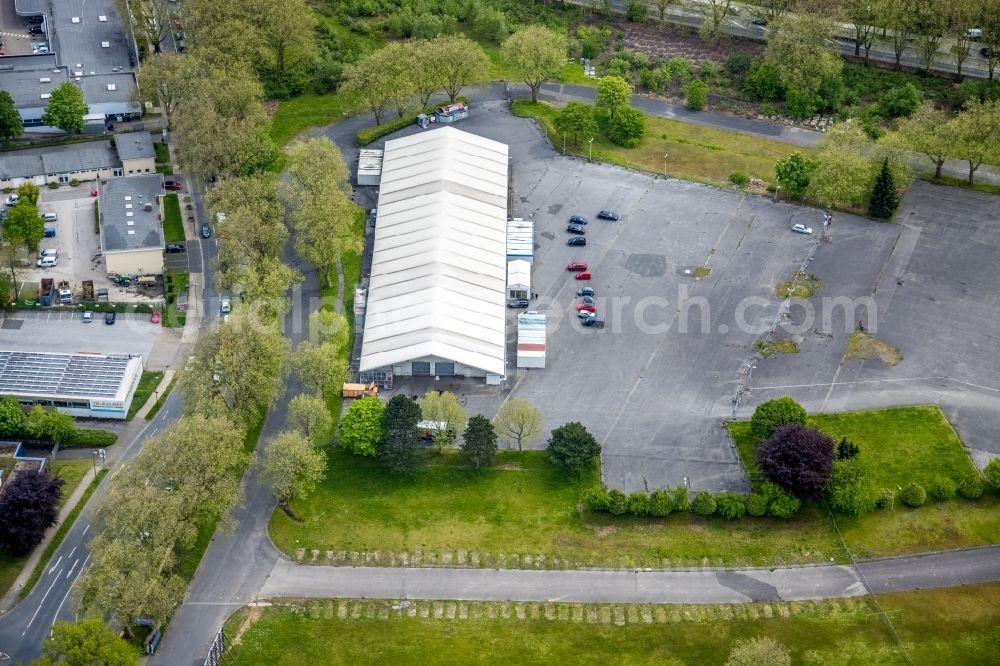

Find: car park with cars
[567,237,586,246]
[567,224,586,234]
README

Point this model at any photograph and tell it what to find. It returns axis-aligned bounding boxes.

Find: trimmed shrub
[745,493,767,517]
[648,489,674,516]
[607,488,629,515]
[729,171,749,187]
[784,88,821,119]
[607,106,646,148]
[927,475,957,501]
[875,488,895,510]
[957,473,984,499]
[714,492,746,519]
[582,486,610,511]
[900,482,927,507]
[63,428,118,448]
[666,57,693,80]
[603,55,632,79]
[628,491,650,516]
[749,397,807,440]
[836,437,860,460]
[639,67,671,93]
[690,491,717,516]
[826,457,877,516]
[685,79,708,111]
[984,458,1000,489]
[672,486,690,512]
[760,481,801,519]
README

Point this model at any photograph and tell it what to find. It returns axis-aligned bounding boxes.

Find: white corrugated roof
[507,259,531,290]
[360,127,509,376]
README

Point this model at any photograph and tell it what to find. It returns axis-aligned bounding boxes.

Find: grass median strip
[144,375,178,421]
[127,370,164,421]
[223,584,1000,665]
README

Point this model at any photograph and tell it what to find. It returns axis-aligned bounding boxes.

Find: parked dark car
[201,224,211,238]
[165,243,185,253]
[577,286,594,297]
[26,15,44,24]
[580,295,595,305]
[569,214,588,225]
[567,237,586,246]
[507,298,529,309]
[567,224,586,235]
[597,210,619,221]
[105,311,116,325]
[163,181,182,191]
[28,25,44,35]
[582,316,605,328]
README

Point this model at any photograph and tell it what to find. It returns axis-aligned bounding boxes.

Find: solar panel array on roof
[0,351,132,399]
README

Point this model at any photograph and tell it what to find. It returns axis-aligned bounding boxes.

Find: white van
[37,256,57,268]
[41,212,58,222]
[38,248,58,260]
[4,194,19,207]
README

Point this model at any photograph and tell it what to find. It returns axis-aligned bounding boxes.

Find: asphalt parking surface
[0,310,159,359]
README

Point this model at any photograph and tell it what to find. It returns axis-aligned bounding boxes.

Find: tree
[652,0,677,24]
[411,40,444,107]
[684,79,708,111]
[826,457,877,515]
[869,158,899,219]
[757,424,835,501]
[501,27,567,103]
[460,414,498,470]
[235,255,301,319]
[339,396,383,457]
[419,391,466,449]
[725,636,791,666]
[749,397,806,440]
[289,341,348,398]
[343,49,396,125]
[17,181,40,206]
[432,35,490,102]
[493,399,542,452]
[181,312,289,428]
[606,105,646,147]
[983,458,1000,488]
[807,123,878,208]
[4,201,45,252]
[379,394,423,474]
[41,82,88,133]
[0,469,63,554]
[752,0,793,24]
[136,53,197,130]
[947,0,981,77]
[981,1,1000,80]
[911,0,947,73]
[892,103,956,179]
[37,618,139,666]
[253,0,317,96]
[261,431,326,516]
[774,152,814,197]
[836,437,860,460]
[882,0,918,69]
[554,102,599,148]
[843,0,882,60]
[699,0,735,42]
[25,405,76,443]
[765,14,842,108]
[286,394,333,445]
[947,99,1000,185]
[595,76,632,120]
[116,0,170,52]
[0,395,25,437]
[546,422,601,474]
[0,90,23,144]
[281,138,361,288]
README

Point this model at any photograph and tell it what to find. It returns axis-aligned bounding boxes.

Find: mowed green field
[224,584,1000,665]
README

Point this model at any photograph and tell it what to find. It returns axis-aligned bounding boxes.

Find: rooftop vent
[71,17,80,23]
[126,220,134,226]
[39,77,50,83]
[98,15,107,22]
[107,84,116,91]
[125,203,132,209]
[127,230,135,235]
[124,196,132,201]
[101,42,110,48]
[40,93,51,99]
[126,212,133,217]
[74,70,83,76]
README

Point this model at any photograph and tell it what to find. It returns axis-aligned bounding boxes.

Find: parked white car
[4,194,19,207]
[791,223,813,235]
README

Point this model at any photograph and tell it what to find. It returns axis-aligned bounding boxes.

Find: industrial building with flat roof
[98,173,165,276]
[0,351,144,419]
[359,127,509,381]
[0,132,157,188]
[4,0,141,130]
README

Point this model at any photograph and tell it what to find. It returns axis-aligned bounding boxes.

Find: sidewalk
[135,368,176,420]
[0,464,99,612]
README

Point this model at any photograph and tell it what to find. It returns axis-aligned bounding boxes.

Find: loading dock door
[411,361,431,376]
[435,362,455,376]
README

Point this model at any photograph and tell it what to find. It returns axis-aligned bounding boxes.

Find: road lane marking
[48,556,62,574]
[52,554,89,628]
[67,547,76,559]
[24,575,61,632]
[65,558,79,579]
[81,524,90,536]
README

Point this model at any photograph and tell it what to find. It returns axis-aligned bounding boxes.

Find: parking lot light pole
[663,153,669,178]
[588,137,593,162]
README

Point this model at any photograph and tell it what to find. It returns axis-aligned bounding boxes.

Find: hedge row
[64,428,118,448]
[582,481,802,521]
[356,97,469,146]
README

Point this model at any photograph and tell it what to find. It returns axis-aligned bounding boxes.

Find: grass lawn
[269,93,357,150]
[0,459,94,597]
[126,370,165,420]
[512,100,801,188]
[271,449,845,568]
[163,272,189,329]
[162,193,185,243]
[223,584,1000,665]
[144,375,177,421]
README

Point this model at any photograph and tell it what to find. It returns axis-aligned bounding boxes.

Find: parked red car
[574,271,592,280]
[163,181,182,191]
[566,261,588,272]
[150,310,162,324]
[576,303,596,313]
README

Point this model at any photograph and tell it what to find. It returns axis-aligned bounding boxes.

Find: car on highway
[597,210,619,221]
[574,271,592,280]
[163,181,182,191]
[569,214,588,225]
[507,298,529,309]
[567,237,586,246]
[105,312,116,325]
[151,310,162,324]
[567,261,588,272]
[791,223,813,234]
[165,243,185,253]
[577,303,596,313]
[201,223,211,238]
[577,286,594,297]
[567,224,586,235]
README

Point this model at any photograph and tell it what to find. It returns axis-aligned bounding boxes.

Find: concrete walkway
[134,368,176,420]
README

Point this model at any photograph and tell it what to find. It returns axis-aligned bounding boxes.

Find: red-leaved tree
[757,424,834,501]
[0,469,64,554]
